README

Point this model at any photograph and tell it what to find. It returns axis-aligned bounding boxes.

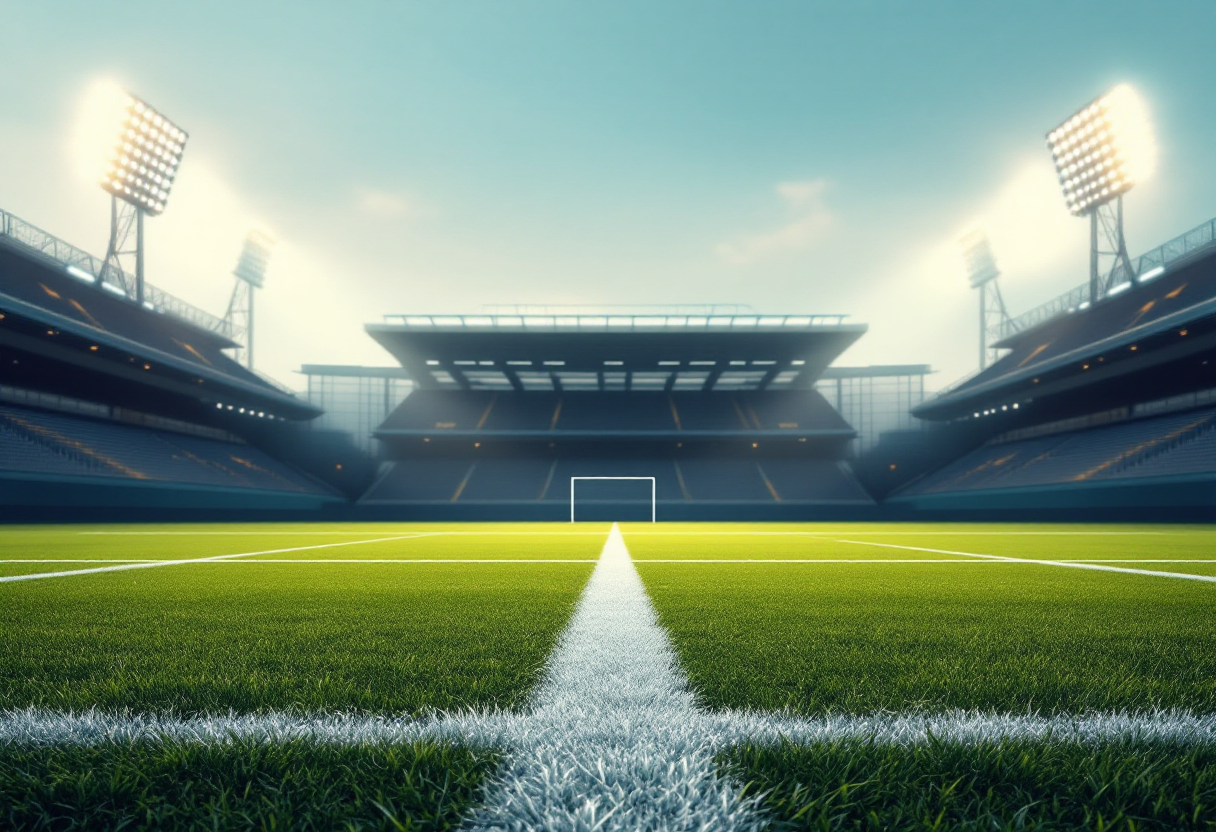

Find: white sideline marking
[7,557,1216,565]
[75,530,611,536]
[0,535,435,584]
[622,530,1203,536]
[829,538,1216,583]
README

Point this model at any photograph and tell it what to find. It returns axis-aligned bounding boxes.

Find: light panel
[1046,84,1155,216]
[100,95,188,216]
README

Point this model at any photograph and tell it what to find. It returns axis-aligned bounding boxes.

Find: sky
[2,1,1215,391]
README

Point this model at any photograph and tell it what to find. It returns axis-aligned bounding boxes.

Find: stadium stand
[0,403,333,495]
[358,314,877,516]
[0,208,345,514]
[902,407,1216,496]
[898,222,1216,515]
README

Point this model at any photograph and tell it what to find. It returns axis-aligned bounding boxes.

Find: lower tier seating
[0,404,332,495]
[361,454,872,504]
[902,406,1216,496]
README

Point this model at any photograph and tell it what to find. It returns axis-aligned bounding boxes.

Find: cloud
[715,179,834,265]
[354,187,431,220]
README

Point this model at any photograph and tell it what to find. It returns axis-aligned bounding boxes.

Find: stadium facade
[4,202,1216,522]
[359,312,875,519]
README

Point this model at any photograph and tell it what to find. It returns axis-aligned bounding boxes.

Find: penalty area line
[0,534,436,584]
[828,538,1216,583]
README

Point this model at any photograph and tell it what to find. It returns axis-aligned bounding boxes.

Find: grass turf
[632,525,1216,714]
[0,561,591,715]
[721,738,1216,831]
[0,739,495,831]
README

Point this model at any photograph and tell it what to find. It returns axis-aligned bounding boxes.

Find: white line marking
[74,530,611,536]
[4,709,1214,748]
[622,530,1207,536]
[0,535,435,584]
[7,558,1216,565]
[458,522,763,831]
[828,538,1216,583]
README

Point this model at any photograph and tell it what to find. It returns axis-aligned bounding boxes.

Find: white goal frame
[569,477,656,523]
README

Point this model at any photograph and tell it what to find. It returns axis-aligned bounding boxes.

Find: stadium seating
[902,406,1216,496]
[0,404,333,494]
[949,262,1216,396]
[0,247,266,388]
[361,453,873,504]
[380,390,851,434]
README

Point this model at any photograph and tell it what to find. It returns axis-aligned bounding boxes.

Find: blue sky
[2,1,1214,387]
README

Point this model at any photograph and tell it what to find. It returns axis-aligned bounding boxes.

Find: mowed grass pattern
[0,560,592,714]
[630,525,1216,714]
[722,738,1216,831]
[0,739,495,832]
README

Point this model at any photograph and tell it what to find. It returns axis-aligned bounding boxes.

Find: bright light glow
[1046,83,1156,215]
[1108,281,1132,296]
[101,281,127,296]
[1137,265,1166,282]
[65,265,96,283]
[82,85,189,217]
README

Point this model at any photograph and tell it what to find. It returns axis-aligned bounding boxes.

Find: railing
[1000,215,1216,340]
[382,313,851,330]
[0,207,235,340]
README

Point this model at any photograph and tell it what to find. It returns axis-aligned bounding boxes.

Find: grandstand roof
[0,234,318,420]
[366,314,866,392]
[916,241,1216,422]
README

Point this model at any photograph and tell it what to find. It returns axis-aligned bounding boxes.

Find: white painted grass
[0,534,434,583]
[826,538,1216,583]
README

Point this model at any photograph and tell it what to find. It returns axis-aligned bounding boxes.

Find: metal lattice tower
[224,231,275,369]
[100,197,143,301]
[960,230,1012,370]
[1089,195,1136,304]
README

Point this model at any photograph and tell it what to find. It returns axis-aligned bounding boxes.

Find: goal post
[569,476,656,523]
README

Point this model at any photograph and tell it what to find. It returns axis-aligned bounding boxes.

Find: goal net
[569,476,656,523]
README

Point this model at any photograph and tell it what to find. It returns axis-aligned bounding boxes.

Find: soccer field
[2,522,1215,830]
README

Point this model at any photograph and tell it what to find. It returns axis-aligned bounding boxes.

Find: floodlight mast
[98,93,188,305]
[224,231,275,369]
[1046,85,1153,305]
[960,230,1011,370]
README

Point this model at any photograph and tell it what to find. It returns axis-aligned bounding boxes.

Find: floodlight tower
[98,94,189,304]
[1046,85,1155,305]
[224,231,275,369]
[960,230,1011,370]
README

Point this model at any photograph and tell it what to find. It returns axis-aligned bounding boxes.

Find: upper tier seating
[947,257,1216,397]
[0,404,331,494]
[902,406,1216,496]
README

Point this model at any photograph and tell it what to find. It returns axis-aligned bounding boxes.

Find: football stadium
[4,6,1216,830]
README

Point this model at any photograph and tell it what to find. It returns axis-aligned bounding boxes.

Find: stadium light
[1046,84,1154,217]
[1046,84,1155,304]
[100,95,188,216]
[959,230,1011,371]
[224,231,276,369]
[91,87,189,305]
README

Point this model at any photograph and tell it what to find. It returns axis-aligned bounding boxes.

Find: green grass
[721,738,1216,831]
[0,561,592,714]
[621,522,1216,561]
[637,556,1216,713]
[0,739,496,831]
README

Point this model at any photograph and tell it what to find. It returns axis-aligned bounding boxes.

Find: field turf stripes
[827,537,1216,582]
[0,533,431,583]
